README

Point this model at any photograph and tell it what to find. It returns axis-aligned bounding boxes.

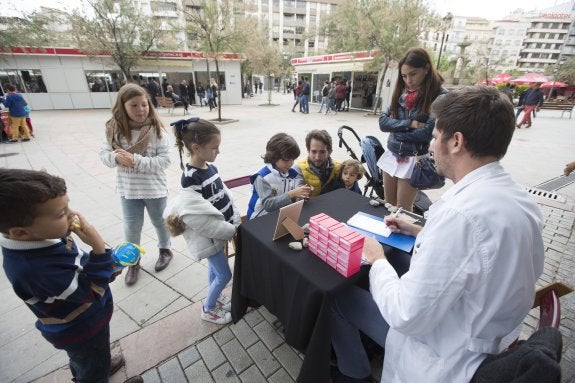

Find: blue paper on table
[347,211,415,253]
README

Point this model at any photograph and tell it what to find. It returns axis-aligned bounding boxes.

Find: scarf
[105,117,154,155]
[404,89,420,110]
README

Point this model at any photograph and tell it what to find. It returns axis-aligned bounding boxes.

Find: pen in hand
[394,207,403,219]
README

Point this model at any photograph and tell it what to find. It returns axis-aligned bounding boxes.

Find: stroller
[337,125,433,215]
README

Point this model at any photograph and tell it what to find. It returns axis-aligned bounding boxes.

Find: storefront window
[85,70,125,92]
[194,71,226,91]
[0,69,47,93]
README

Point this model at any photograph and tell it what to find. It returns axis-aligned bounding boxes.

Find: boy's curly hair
[165,213,186,236]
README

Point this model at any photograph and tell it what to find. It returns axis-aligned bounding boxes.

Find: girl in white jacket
[164,118,241,325]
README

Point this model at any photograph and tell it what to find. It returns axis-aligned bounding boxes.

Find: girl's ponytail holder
[170,117,199,133]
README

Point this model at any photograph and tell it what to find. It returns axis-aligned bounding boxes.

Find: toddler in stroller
[337,125,432,215]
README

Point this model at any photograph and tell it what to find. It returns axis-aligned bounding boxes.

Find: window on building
[308,41,314,47]
[0,69,47,93]
[295,26,304,34]
[296,14,305,21]
[85,71,124,92]
[151,1,177,12]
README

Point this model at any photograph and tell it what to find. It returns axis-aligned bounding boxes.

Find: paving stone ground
[0,92,573,382]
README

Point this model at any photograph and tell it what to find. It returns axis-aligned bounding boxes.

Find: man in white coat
[330,86,545,383]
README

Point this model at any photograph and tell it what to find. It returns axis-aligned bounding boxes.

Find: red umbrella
[511,72,549,84]
[491,73,512,84]
[540,81,569,88]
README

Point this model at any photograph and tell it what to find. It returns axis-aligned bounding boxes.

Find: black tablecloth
[231,188,411,383]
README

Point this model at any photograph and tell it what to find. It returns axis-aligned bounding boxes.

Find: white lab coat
[370,162,545,382]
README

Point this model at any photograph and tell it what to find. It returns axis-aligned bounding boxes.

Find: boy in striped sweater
[0,169,141,383]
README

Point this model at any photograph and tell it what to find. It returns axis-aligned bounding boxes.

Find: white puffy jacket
[163,187,241,260]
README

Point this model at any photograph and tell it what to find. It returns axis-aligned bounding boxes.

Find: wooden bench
[223,175,251,258]
[156,96,183,115]
[539,101,575,119]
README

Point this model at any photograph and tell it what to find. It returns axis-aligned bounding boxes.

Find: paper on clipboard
[347,211,416,253]
[347,213,392,237]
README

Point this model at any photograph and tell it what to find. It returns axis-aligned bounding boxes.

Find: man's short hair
[431,86,515,159]
[305,129,333,152]
[0,169,67,233]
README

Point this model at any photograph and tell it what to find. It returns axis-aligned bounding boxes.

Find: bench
[539,101,575,119]
[223,175,251,258]
[156,96,183,115]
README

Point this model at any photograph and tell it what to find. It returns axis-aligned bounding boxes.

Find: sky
[1,0,572,19]
[430,0,569,19]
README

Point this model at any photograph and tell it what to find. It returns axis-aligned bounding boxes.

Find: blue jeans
[120,197,170,249]
[331,285,390,378]
[300,94,309,113]
[66,325,111,383]
[204,249,232,310]
[318,96,328,112]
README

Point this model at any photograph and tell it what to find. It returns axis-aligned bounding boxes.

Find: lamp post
[436,12,453,70]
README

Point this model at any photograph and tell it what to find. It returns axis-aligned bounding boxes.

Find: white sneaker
[217,294,231,311]
[201,306,232,324]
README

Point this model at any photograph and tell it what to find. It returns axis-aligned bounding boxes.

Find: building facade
[0,47,242,110]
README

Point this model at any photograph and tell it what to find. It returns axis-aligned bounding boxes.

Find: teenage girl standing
[377,48,446,211]
[100,84,173,286]
[164,118,241,324]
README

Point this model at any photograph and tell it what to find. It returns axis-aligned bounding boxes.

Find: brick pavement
[0,93,574,382]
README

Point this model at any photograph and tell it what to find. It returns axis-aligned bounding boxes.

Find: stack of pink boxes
[308,213,365,277]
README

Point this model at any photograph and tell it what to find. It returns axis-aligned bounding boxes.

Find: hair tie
[170,117,200,133]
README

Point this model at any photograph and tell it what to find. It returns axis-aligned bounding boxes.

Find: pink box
[309,227,319,240]
[339,232,365,253]
[317,245,328,258]
[326,256,338,268]
[309,213,332,231]
[309,213,330,226]
[329,226,357,243]
[318,217,340,237]
[338,249,362,269]
[336,262,360,277]
[327,223,347,242]
[309,241,318,255]
[317,232,329,245]
[308,234,318,247]
[328,240,340,252]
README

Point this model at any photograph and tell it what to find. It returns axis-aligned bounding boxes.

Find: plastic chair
[223,176,251,258]
[471,281,573,383]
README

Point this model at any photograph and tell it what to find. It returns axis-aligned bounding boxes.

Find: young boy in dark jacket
[0,168,142,383]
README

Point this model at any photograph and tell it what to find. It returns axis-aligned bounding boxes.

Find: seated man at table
[330,86,544,383]
[293,129,341,197]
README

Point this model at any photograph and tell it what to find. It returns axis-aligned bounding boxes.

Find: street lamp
[436,12,453,70]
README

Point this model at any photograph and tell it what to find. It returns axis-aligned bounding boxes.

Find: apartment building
[517,8,574,72]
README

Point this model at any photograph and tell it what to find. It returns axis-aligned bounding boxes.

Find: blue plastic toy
[112,242,144,272]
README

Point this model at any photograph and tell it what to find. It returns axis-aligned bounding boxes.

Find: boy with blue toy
[0,168,142,383]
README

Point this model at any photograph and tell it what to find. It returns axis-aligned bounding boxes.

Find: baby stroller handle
[337,125,362,161]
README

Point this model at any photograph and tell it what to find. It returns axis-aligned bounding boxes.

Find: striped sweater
[100,127,171,199]
[1,236,114,350]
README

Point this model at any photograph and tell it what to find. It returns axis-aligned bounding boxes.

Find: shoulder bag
[410,155,445,190]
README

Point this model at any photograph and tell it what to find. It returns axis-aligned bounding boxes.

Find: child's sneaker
[216,294,231,311]
[201,306,232,324]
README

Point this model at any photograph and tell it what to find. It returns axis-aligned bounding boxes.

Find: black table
[231,188,411,383]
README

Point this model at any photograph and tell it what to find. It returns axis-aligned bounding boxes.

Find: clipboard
[273,199,305,240]
[347,211,416,253]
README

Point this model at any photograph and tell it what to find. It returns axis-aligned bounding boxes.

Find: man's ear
[7,227,31,240]
[450,132,465,154]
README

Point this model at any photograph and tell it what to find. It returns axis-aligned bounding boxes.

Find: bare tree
[66,0,168,82]
[244,32,283,104]
[323,0,432,113]
[0,11,56,52]
[182,0,248,120]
